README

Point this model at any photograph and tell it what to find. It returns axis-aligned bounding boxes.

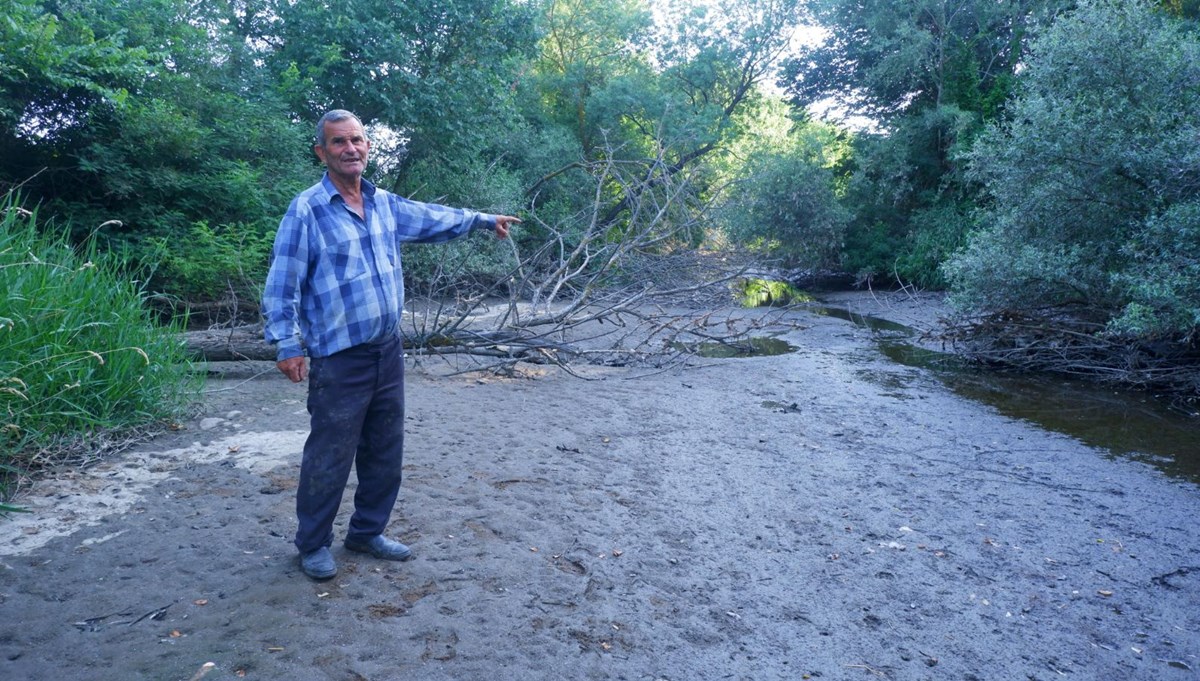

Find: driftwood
[940,308,1200,399]
[185,325,276,362]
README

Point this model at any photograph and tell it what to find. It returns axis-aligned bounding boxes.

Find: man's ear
[313,144,327,165]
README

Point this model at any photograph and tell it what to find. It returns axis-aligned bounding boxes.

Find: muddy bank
[1,295,1197,680]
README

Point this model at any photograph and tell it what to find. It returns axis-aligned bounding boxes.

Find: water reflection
[808,304,1200,483]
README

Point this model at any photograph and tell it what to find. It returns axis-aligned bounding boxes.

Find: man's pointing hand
[493,215,522,239]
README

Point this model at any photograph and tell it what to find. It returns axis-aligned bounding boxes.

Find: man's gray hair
[315,109,364,147]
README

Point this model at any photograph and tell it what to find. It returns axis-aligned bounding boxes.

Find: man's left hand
[493,215,521,239]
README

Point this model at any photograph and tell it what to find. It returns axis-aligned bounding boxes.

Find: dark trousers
[294,334,405,554]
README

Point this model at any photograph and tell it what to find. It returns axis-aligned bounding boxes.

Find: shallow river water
[813,304,1200,483]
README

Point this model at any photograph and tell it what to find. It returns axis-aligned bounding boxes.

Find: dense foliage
[1,0,315,315]
[716,100,849,267]
[780,0,1076,286]
[947,0,1200,339]
[1,0,815,316]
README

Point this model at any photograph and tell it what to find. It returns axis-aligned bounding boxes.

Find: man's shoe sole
[344,538,412,561]
[300,549,337,580]
[303,566,337,580]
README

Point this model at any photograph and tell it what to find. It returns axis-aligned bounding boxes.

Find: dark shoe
[300,547,337,580]
[344,535,412,561]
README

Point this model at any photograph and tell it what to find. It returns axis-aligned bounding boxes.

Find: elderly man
[263,109,520,580]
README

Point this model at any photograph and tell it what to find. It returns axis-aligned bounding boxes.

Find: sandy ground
[1,292,1197,681]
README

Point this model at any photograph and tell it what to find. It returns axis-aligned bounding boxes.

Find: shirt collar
[320,173,377,203]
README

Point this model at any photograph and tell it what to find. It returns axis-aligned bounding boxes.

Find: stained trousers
[294,333,405,554]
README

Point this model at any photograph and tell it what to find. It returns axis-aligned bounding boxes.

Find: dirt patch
[1,294,1197,680]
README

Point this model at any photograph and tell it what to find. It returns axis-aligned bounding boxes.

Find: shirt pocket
[323,226,370,282]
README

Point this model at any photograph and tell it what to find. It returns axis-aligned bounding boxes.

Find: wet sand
[2,293,1197,680]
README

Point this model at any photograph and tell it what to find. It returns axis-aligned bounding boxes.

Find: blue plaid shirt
[262,174,496,360]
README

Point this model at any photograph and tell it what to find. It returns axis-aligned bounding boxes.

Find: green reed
[1,199,201,511]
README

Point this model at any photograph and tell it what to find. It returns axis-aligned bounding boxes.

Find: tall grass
[1,198,201,512]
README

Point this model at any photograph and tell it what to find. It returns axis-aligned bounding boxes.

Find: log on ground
[185,326,276,362]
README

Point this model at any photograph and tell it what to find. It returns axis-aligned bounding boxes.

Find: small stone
[198,418,224,431]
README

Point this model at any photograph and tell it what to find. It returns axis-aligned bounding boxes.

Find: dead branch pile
[183,246,781,375]
[385,143,793,376]
[184,138,796,375]
[395,246,794,377]
[939,308,1200,398]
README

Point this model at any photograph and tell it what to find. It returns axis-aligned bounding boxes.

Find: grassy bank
[1,199,201,513]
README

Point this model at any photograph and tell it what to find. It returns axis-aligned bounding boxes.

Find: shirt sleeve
[387,193,496,243]
[262,199,309,361]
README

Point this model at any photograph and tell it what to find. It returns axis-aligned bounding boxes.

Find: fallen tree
[185,325,276,362]
[184,251,802,376]
[186,146,801,375]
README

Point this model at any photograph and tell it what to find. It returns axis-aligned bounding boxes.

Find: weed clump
[0,199,200,512]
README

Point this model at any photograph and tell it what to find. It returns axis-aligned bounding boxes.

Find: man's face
[314,118,370,182]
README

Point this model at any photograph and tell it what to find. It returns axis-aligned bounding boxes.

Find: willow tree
[780,0,1073,286]
[531,0,802,229]
[948,0,1200,340]
[532,0,654,157]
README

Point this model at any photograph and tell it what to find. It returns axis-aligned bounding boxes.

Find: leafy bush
[948,0,1200,338]
[893,203,975,289]
[720,127,848,269]
[145,220,276,321]
[838,106,981,288]
[1110,202,1200,337]
[0,200,199,507]
[840,220,903,286]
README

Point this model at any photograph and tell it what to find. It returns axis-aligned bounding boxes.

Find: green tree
[946,0,1200,337]
[532,0,654,157]
[717,99,850,268]
[780,0,1072,286]
[835,104,981,287]
[508,0,805,283]
[1,0,315,311]
[0,0,152,191]
[650,0,800,169]
[783,0,1062,121]
[266,0,538,186]
[569,0,803,232]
